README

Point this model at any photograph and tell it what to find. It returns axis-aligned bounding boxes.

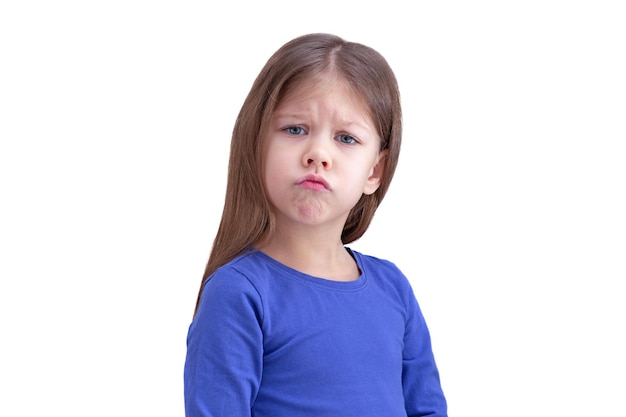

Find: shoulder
[203,249,276,294]
[350,249,414,293]
[195,251,272,322]
[351,249,406,279]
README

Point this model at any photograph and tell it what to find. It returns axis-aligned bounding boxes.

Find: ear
[363,150,387,195]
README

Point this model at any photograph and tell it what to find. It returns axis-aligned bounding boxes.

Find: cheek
[264,140,297,173]
[262,145,289,197]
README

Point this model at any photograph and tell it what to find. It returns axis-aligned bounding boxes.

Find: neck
[255,225,359,281]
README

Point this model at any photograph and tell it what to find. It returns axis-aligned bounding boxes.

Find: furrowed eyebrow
[337,119,371,132]
[273,112,306,120]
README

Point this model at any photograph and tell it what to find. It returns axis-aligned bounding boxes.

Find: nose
[302,138,331,170]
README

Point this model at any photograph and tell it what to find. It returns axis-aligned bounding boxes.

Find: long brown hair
[194,33,402,316]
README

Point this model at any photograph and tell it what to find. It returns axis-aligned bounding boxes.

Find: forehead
[276,75,371,117]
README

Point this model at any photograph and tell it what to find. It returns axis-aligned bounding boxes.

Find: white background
[1,1,624,416]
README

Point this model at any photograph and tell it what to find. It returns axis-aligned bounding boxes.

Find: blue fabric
[184,248,447,416]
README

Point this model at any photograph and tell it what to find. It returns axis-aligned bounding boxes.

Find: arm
[402,290,448,417]
[184,269,263,417]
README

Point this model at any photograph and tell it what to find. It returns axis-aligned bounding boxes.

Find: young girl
[184,33,447,416]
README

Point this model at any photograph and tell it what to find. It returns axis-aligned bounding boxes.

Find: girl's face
[261,76,386,236]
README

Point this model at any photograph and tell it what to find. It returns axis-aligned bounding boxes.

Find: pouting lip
[296,174,331,190]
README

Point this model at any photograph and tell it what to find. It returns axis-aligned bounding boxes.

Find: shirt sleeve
[184,267,264,417]
[402,287,448,417]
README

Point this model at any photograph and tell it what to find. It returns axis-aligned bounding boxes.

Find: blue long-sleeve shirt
[184,248,447,416]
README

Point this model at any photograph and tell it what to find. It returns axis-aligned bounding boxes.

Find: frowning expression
[262,76,386,232]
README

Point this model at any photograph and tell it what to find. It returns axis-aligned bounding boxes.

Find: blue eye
[336,133,357,144]
[285,126,306,135]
